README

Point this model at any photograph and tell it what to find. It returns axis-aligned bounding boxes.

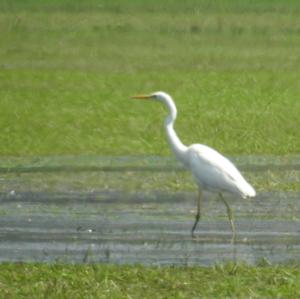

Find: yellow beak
[131,94,152,100]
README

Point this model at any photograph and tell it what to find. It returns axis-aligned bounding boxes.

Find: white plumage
[132,91,256,241]
[188,144,255,198]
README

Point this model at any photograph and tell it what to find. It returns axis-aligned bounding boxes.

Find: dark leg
[191,188,202,238]
[219,193,236,243]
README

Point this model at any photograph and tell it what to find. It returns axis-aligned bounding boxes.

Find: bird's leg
[191,188,202,238]
[219,193,236,243]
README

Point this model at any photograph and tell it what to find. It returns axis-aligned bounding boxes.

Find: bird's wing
[187,144,252,196]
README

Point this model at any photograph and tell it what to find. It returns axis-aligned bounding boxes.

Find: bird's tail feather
[240,182,256,198]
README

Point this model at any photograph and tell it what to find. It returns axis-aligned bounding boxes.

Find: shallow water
[0,156,299,265]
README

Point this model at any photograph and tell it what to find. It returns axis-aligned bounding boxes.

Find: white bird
[132,91,256,241]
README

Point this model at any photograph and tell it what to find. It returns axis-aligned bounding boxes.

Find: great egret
[132,91,256,241]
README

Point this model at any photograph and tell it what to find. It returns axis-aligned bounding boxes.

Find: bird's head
[131,91,171,102]
[131,91,177,120]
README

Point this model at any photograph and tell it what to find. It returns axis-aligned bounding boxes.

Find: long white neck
[162,95,188,166]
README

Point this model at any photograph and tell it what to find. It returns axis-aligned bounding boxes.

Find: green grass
[0,263,300,298]
[0,1,299,297]
[0,0,299,156]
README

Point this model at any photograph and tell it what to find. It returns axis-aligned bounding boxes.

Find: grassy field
[0,0,299,298]
[1,263,300,298]
[0,0,299,156]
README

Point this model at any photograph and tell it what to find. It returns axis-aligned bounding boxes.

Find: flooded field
[0,156,299,265]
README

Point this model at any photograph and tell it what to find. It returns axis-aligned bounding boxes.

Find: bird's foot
[191,232,202,241]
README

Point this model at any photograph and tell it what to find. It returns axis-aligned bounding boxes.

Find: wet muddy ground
[0,156,299,265]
